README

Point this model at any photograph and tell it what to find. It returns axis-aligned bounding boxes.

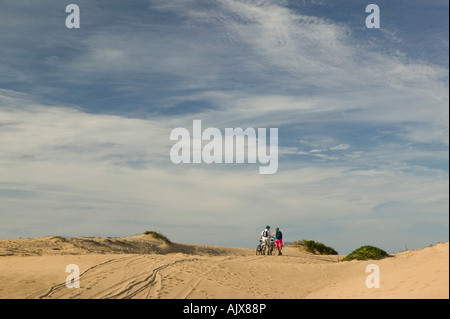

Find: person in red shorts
[272,227,283,255]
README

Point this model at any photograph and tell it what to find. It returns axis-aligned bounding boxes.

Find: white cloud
[330,144,350,151]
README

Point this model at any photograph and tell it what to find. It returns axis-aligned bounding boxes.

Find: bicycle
[256,239,265,255]
[267,238,275,255]
[269,237,275,255]
[256,238,275,256]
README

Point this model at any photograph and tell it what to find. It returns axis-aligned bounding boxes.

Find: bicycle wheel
[256,245,262,256]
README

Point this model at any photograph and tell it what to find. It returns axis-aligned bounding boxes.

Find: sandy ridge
[0,235,252,257]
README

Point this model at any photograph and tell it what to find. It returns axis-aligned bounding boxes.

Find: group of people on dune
[259,225,283,255]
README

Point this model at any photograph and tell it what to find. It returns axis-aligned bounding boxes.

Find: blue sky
[0,0,448,254]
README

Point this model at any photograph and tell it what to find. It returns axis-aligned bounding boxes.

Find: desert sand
[0,235,448,299]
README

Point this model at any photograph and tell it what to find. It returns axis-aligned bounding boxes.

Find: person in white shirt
[259,225,271,254]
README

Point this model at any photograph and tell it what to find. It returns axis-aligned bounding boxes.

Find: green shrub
[143,231,171,244]
[302,240,338,255]
[342,245,389,261]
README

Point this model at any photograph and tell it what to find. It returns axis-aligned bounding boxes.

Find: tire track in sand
[32,255,200,299]
[27,256,132,299]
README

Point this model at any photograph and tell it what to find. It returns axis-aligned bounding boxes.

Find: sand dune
[0,235,448,299]
[0,234,251,257]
